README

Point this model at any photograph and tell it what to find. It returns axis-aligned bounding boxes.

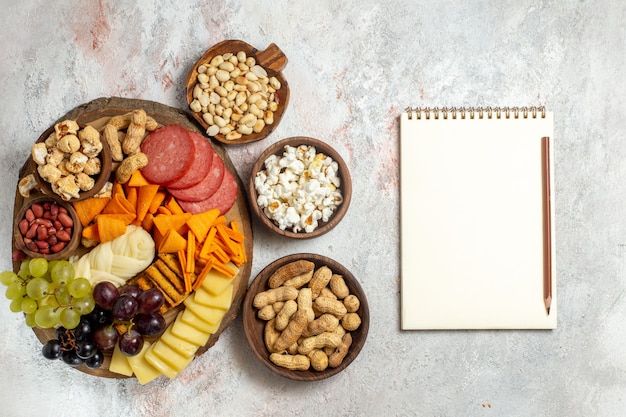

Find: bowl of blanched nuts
[13,194,82,261]
[248,136,352,239]
[242,253,369,381]
[185,39,290,145]
[31,119,112,202]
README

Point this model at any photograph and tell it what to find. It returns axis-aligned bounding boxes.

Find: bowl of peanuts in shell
[248,136,352,239]
[185,39,290,145]
[31,119,113,203]
[242,253,369,381]
[13,194,82,261]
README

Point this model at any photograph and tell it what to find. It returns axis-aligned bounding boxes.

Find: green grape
[26,278,50,300]
[9,297,23,313]
[17,260,30,279]
[54,286,72,306]
[35,305,60,328]
[21,297,38,314]
[6,281,26,300]
[39,293,59,308]
[50,260,75,286]
[24,312,36,327]
[28,258,49,278]
[72,295,95,315]
[60,307,81,329]
[44,260,60,282]
[0,271,19,286]
[67,277,91,298]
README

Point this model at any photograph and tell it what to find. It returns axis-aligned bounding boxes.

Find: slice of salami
[166,131,214,190]
[140,125,196,186]
[178,169,238,215]
[167,153,225,202]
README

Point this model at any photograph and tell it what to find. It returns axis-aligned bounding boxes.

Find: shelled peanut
[253,260,361,372]
[189,50,281,140]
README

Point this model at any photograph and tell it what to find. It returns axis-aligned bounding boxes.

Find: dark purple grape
[42,339,62,360]
[136,288,165,314]
[76,340,98,360]
[73,319,93,341]
[56,327,71,344]
[119,329,144,356]
[85,350,104,369]
[135,312,166,336]
[85,306,111,326]
[93,281,119,310]
[93,325,118,351]
[61,350,84,366]
[119,284,142,298]
[111,294,138,321]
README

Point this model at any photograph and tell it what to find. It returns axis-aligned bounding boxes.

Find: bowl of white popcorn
[248,137,351,239]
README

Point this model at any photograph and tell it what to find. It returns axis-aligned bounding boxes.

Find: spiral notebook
[400,107,556,330]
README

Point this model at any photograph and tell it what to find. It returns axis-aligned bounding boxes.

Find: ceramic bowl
[248,136,352,239]
[242,253,369,381]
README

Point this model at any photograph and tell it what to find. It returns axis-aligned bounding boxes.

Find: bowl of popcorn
[32,119,112,202]
[242,253,369,381]
[248,136,352,239]
[185,39,290,145]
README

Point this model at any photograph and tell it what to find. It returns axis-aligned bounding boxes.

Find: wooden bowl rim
[248,136,352,239]
[13,194,83,261]
[242,253,369,381]
[185,39,290,146]
[32,123,113,203]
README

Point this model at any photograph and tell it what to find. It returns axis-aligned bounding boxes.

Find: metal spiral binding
[405,106,546,120]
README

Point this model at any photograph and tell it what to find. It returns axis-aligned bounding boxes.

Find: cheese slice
[201,266,238,295]
[108,343,133,377]
[170,311,212,346]
[180,307,223,334]
[184,295,228,323]
[193,284,233,310]
[126,341,161,385]
[159,325,199,358]
[144,343,179,379]
[151,340,194,373]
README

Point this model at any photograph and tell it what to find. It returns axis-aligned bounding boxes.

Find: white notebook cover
[400,109,556,330]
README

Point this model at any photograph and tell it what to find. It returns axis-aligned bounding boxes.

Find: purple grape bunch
[91,282,166,356]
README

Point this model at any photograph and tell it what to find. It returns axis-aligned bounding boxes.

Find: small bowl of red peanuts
[13,194,82,261]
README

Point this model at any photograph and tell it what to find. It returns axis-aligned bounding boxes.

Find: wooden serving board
[12,97,253,378]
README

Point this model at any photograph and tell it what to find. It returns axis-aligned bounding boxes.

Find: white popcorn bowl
[248,136,352,239]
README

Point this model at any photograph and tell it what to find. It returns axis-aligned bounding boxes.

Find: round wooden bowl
[248,136,352,239]
[13,194,82,261]
[32,124,112,203]
[185,39,290,145]
[242,253,369,381]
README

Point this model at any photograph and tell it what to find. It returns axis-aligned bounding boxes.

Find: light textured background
[0,1,624,416]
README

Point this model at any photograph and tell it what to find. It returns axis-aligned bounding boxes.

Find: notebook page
[400,110,556,329]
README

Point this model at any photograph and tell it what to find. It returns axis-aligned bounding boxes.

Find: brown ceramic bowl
[13,194,82,261]
[185,39,290,145]
[32,123,112,203]
[242,253,369,381]
[248,136,352,239]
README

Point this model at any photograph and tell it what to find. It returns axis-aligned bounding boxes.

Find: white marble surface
[1,0,625,416]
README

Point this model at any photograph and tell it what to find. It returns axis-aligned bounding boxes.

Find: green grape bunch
[1,258,95,329]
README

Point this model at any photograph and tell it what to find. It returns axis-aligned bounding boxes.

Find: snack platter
[11,97,253,379]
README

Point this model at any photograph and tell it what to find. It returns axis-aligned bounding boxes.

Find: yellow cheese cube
[181,307,223,334]
[193,284,233,310]
[159,325,199,359]
[144,343,179,379]
[184,295,227,324]
[126,341,161,385]
[151,340,194,373]
[170,311,212,346]
[108,343,134,377]
[201,265,238,295]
